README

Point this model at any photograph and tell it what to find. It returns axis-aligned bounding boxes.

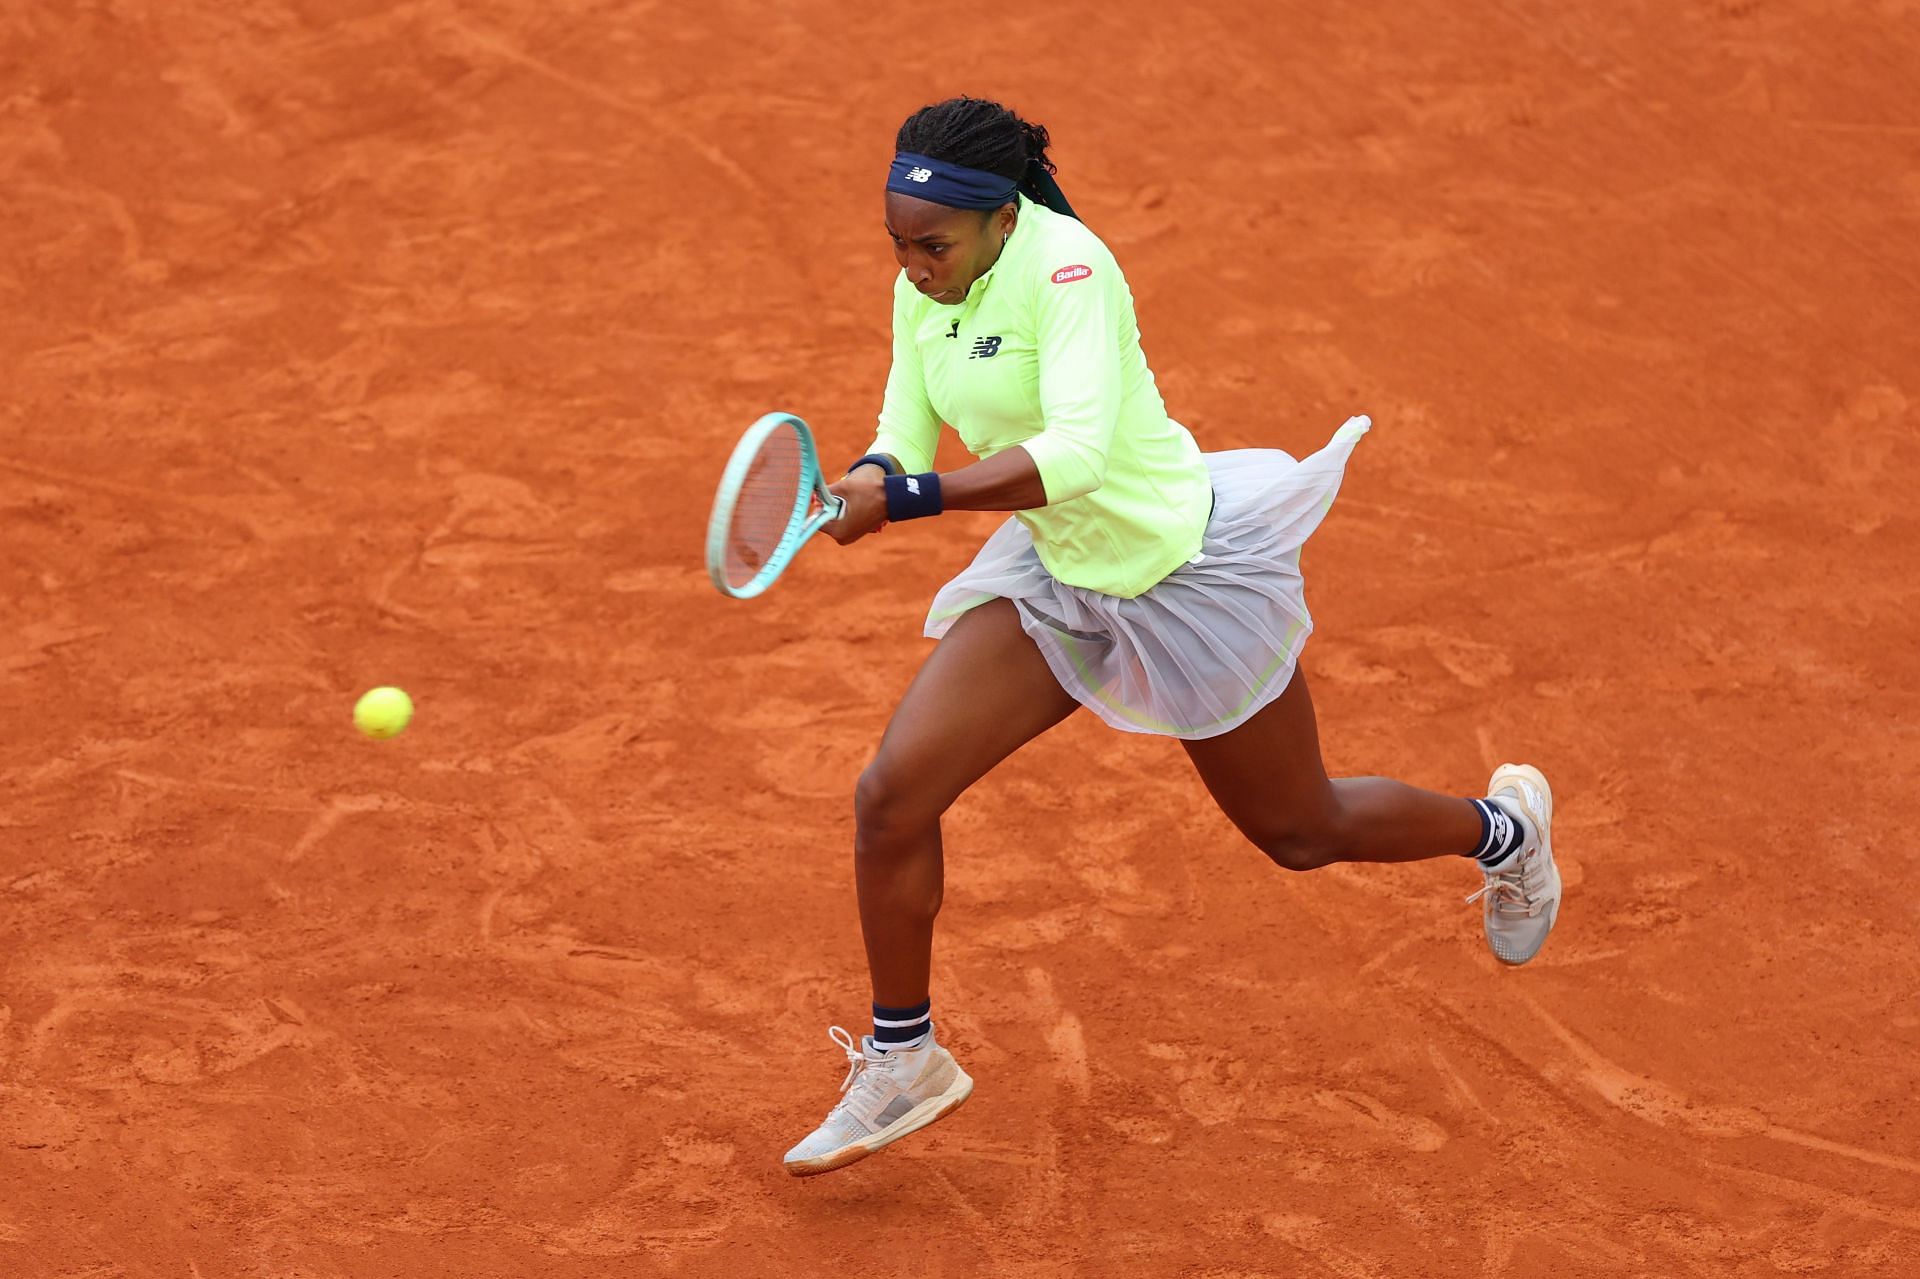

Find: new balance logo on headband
[969,336,1002,359]
[905,167,933,183]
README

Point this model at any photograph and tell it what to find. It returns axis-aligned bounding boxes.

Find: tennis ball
[353,686,413,740]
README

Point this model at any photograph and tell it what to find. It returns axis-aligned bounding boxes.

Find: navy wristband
[883,472,944,521]
[846,452,901,476]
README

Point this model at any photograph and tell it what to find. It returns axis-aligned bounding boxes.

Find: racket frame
[705,411,847,599]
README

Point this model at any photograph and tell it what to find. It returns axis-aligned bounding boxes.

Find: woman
[782,97,1562,1177]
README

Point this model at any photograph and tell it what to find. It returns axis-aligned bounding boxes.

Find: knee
[854,763,937,855]
[1249,819,1344,873]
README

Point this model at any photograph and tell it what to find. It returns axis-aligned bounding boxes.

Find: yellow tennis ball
[353,686,413,740]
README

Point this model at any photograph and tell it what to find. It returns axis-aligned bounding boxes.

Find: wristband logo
[1051,264,1092,284]
[905,476,922,495]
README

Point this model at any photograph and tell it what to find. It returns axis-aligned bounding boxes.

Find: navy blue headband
[887,151,1021,210]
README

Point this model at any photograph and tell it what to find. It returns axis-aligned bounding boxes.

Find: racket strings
[724,427,805,587]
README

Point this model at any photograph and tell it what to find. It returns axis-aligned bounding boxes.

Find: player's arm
[833,443,1047,534]
[831,428,1051,538]
[934,446,1048,510]
[875,258,1123,519]
[862,279,943,474]
[835,260,1125,531]
[1013,255,1124,503]
[827,283,943,544]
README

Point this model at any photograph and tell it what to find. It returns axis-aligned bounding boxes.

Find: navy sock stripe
[1467,798,1497,859]
[873,999,931,1045]
[1467,797,1525,864]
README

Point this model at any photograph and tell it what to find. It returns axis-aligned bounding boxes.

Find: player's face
[885,193,1016,306]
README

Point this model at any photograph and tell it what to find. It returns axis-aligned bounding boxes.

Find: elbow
[1037,453,1108,505]
[1020,435,1112,506]
[1042,473,1103,505]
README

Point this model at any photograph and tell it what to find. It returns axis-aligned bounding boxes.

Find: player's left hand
[824,466,888,545]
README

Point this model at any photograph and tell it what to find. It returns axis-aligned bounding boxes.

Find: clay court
[3,1,1917,1275]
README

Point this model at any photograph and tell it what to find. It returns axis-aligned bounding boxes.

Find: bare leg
[857,599,1079,1005]
[1181,665,1483,871]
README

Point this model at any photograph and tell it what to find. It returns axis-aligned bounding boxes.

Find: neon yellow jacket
[867,197,1210,598]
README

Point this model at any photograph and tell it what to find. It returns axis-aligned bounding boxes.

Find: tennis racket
[705,412,846,599]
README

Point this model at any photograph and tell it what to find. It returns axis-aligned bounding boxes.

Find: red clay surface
[4,2,1918,1276]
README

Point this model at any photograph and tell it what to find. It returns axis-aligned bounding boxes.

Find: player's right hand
[824,466,888,545]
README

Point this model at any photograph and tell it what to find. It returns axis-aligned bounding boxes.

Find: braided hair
[895,97,1079,220]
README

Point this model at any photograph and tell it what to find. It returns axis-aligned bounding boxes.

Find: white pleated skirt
[925,415,1370,740]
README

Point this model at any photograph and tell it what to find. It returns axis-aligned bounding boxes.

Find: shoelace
[826,1025,897,1102]
[1465,848,1547,917]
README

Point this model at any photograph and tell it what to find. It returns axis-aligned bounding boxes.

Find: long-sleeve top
[866,196,1211,598]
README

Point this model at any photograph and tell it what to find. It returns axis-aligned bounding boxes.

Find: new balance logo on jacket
[969,336,1002,359]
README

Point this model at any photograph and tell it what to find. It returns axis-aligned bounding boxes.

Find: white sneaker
[1466,763,1562,965]
[782,1025,974,1177]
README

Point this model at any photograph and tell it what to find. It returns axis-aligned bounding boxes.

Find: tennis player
[783,97,1563,1176]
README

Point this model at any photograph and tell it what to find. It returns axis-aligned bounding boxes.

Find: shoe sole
[1487,763,1561,966]
[783,1068,975,1177]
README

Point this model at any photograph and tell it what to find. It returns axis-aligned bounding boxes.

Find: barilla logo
[1051,264,1092,284]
